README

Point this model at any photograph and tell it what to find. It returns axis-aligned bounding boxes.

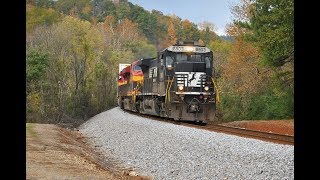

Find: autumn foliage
[217,0,294,120]
[26,0,293,125]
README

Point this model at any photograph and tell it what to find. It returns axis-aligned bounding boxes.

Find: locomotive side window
[166,56,174,67]
[160,54,164,66]
[205,57,211,68]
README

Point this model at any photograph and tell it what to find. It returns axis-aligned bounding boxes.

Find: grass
[26,123,36,138]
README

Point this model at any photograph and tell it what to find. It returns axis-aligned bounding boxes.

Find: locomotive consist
[117,41,219,124]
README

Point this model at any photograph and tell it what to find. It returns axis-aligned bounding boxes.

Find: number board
[167,46,210,53]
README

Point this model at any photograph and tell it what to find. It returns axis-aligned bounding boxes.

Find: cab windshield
[166,52,212,68]
[134,65,142,71]
[176,53,204,62]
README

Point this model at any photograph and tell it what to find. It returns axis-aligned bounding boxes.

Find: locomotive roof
[136,57,155,67]
[119,65,130,76]
[160,41,211,53]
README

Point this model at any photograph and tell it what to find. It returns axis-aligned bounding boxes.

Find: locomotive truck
[117,41,219,124]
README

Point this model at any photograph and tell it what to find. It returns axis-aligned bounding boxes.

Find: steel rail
[123,109,294,145]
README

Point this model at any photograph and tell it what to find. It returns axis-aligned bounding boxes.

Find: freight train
[117,41,219,124]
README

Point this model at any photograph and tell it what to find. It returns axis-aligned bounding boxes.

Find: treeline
[215,0,294,120]
[26,0,294,125]
[27,0,218,50]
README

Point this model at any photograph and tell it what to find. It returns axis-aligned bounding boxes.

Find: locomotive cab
[159,41,217,122]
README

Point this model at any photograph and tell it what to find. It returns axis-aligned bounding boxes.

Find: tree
[26,48,49,122]
[236,0,294,67]
[151,10,169,50]
[218,0,294,120]
[164,20,177,47]
[230,0,254,22]
[35,0,55,8]
[199,29,218,45]
[221,37,271,95]
[135,12,157,43]
[180,19,200,41]
[208,38,232,79]
[116,0,131,20]
[54,0,91,18]
[27,16,105,122]
[198,21,216,32]
[26,5,61,32]
[233,0,294,91]
[91,0,117,22]
[26,48,49,84]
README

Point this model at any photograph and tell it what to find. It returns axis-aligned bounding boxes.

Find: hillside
[26,0,294,124]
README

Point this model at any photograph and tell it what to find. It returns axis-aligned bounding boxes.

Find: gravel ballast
[79,107,294,179]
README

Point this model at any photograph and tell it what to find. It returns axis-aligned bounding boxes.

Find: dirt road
[26,123,149,179]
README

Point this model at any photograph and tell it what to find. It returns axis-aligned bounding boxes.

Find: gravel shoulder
[80,107,294,179]
[26,123,150,180]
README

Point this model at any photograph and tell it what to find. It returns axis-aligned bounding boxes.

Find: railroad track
[124,109,294,145]
[197,124,294,145]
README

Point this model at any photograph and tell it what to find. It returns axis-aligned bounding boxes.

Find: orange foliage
[198,39,205,46]
[82,5,91,14]
[222,38,271,94]
[181,19,192,28]
[164,20,177,46]
[181,19,196,40]
[117,19,139,40]
[100,16,142,51]
[103,15,116,31]
[226,23,251,37]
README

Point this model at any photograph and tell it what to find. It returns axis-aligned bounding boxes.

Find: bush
[219,85,294,121]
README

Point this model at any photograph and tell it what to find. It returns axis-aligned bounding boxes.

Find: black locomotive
[117,41,219,124]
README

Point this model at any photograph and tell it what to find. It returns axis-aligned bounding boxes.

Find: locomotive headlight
[178,85,184,91]
[185,46,194,52]
[204,86,209,91]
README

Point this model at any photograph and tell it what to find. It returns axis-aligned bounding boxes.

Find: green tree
[239,0,294,67]
[35,0,55,8]
[135,12,157,43]
[218,0,294,121]
[91,0,117,22]
[27,16,105,122]
[208,38,232,79]
[180,19,200,41]
[26,5,61,32]
[54,0,91,19]
[26,48,50,122]
[151,10,170,50]
[26,48,49,84]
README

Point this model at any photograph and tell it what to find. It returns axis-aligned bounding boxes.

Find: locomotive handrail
[211,77,220,104]
[165,76,175,103]
[165,77,170,103]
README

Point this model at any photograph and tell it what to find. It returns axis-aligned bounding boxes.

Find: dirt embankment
[26,123,150,180]
[221,119,294,136]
